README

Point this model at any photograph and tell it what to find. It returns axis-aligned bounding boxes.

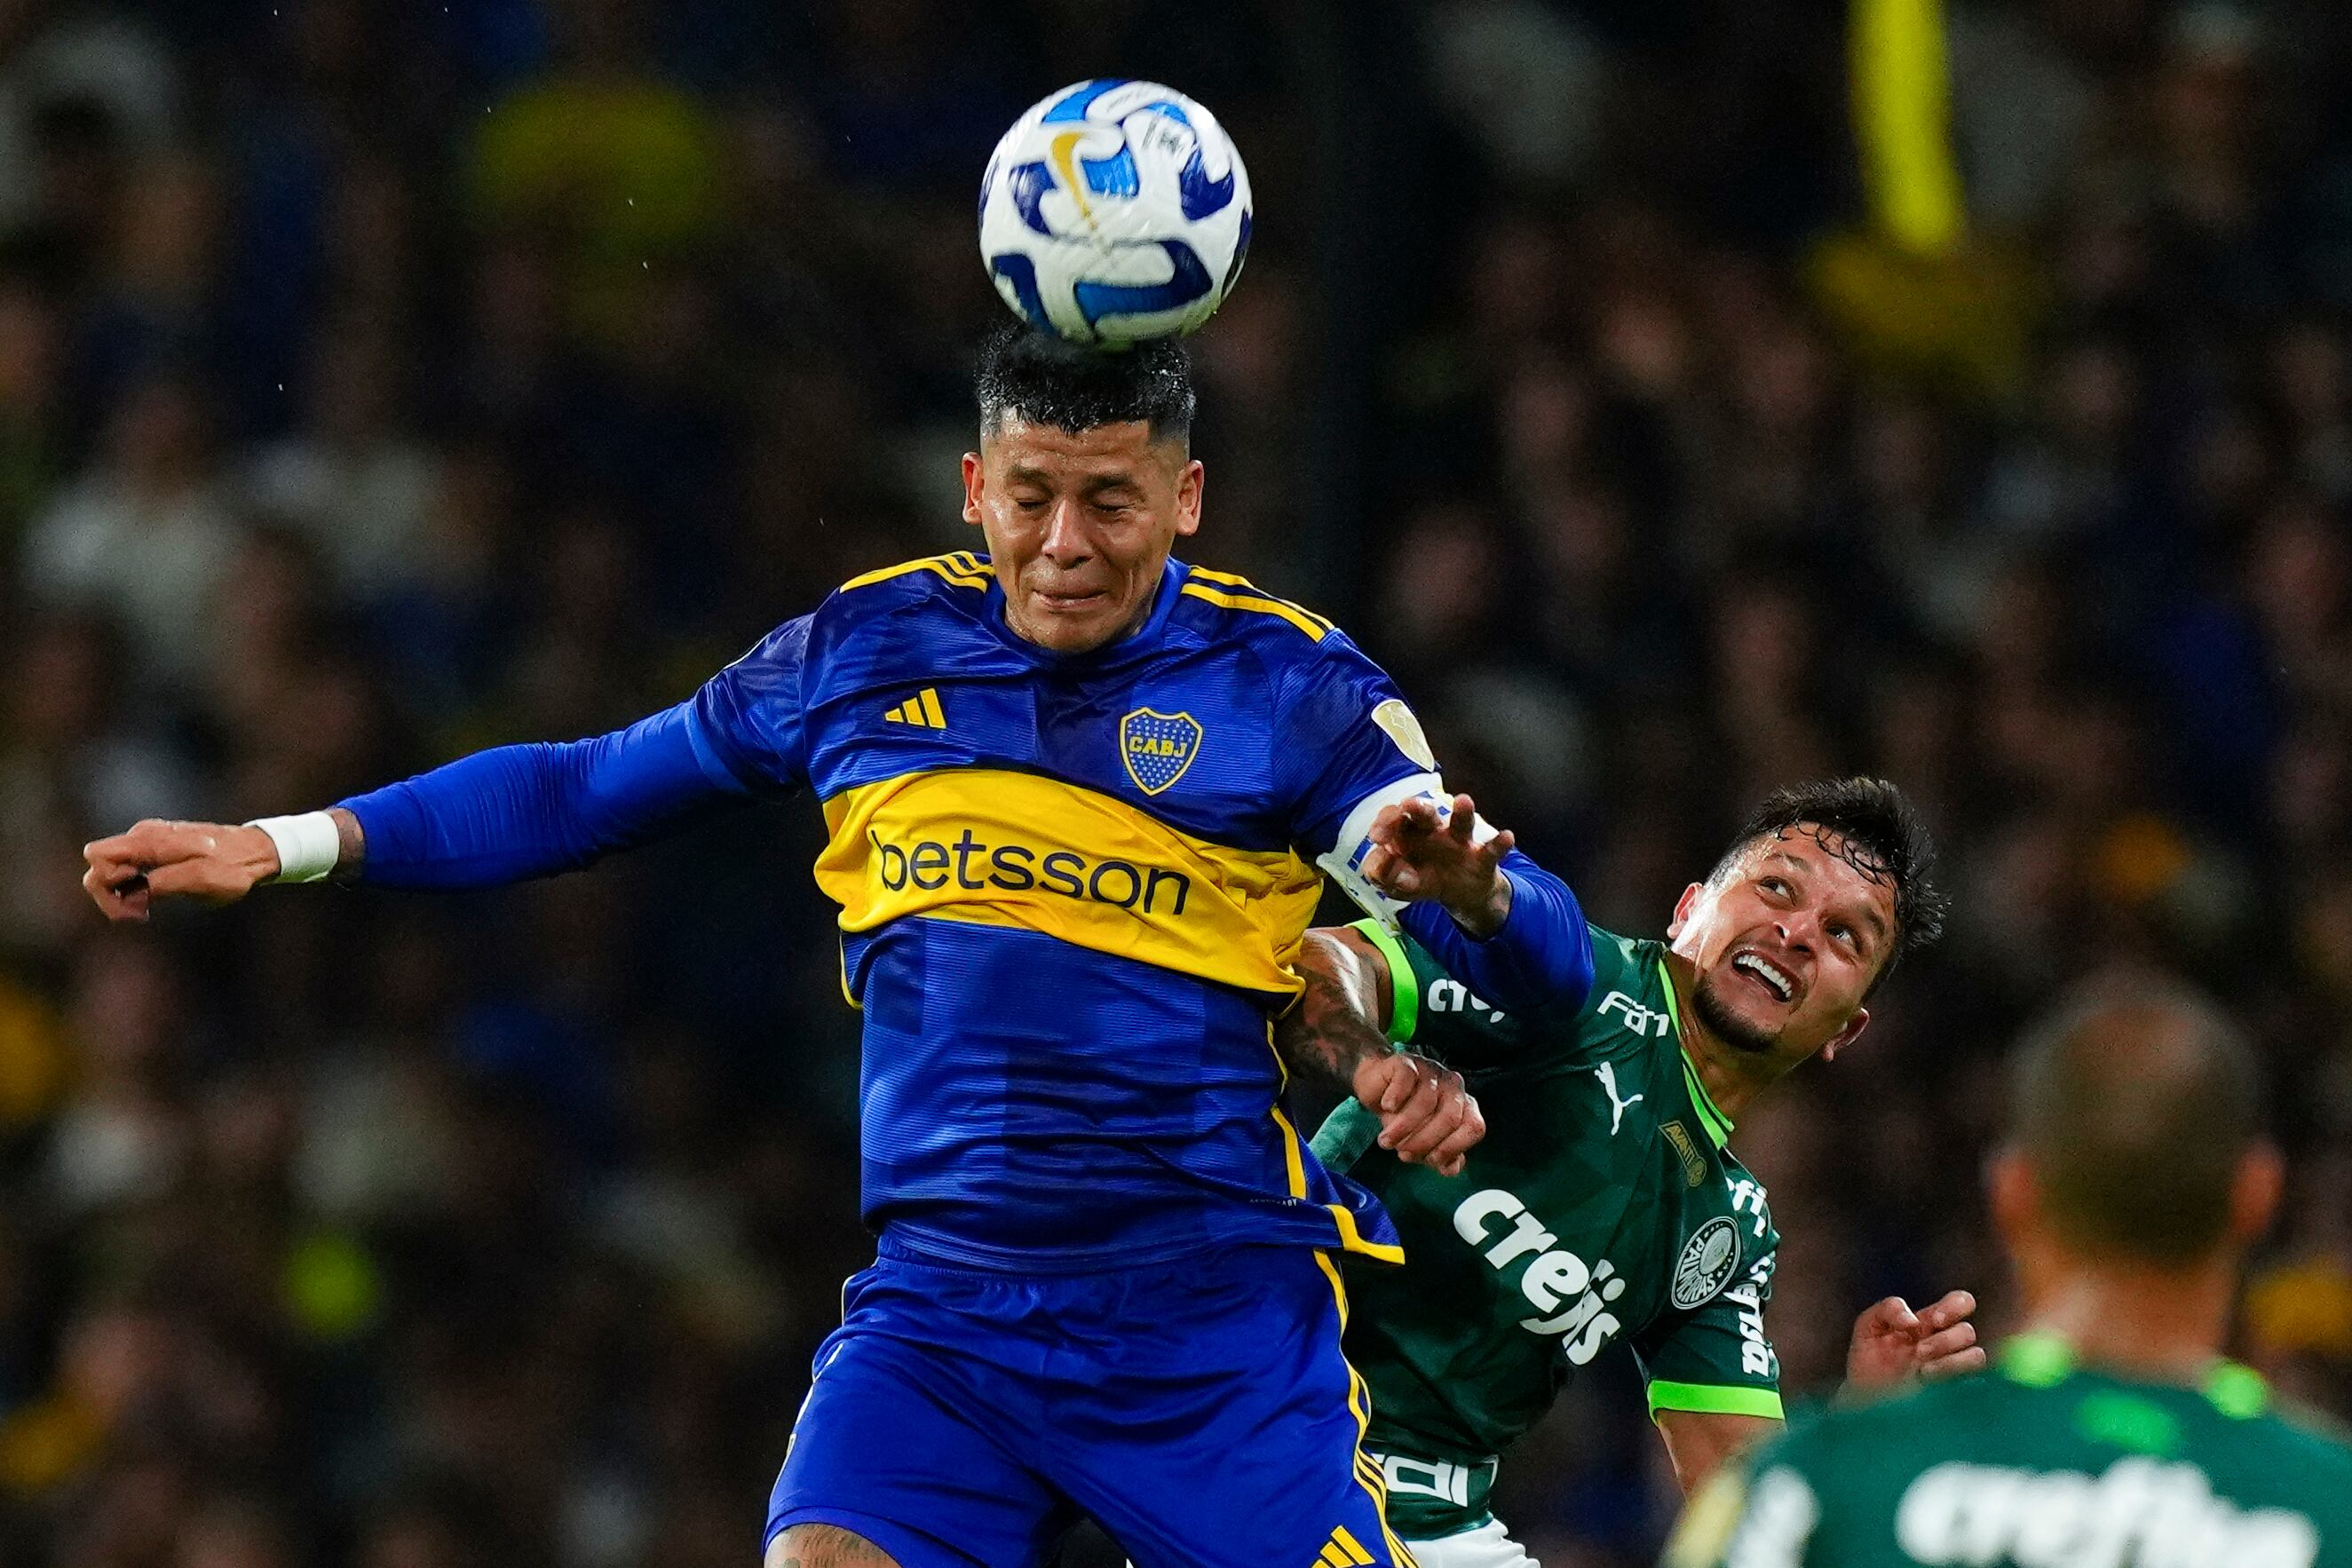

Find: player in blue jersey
[81,327,1601,1568]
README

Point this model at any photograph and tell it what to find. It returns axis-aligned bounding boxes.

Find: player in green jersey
[1293,780,1981,1567]
[1665,978,2352,1568]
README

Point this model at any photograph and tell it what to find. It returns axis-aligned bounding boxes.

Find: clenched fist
[1353,1049,1483,1176]
[82,820,282,923]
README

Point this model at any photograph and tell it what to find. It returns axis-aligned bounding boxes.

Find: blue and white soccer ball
[978,79,1252,346]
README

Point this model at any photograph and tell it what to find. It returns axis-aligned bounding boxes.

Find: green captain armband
[1346,917,1419,1042]
[1648,1381,1786,1421]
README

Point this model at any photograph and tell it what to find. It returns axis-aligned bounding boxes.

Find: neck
[2017,1250,2237,1383]
[1661,951,1789,1124]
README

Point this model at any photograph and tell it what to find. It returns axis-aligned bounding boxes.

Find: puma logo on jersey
[1597,989,1671,1037]
[1594,1061,1644,1133]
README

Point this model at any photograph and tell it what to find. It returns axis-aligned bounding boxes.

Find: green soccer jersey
[1669,1334,2352,1568]
[1311,920,1784,1536]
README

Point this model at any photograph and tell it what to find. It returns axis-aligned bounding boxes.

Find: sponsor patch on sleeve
[1371,699,1437,769]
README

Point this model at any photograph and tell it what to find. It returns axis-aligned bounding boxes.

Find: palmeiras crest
[1671,1216,1743,1310]
[1120,708,1204,796]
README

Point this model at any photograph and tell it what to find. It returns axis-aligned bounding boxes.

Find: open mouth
[1730,950,1796,1005]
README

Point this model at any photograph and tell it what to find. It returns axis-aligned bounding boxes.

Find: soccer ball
[978,79,1252,346]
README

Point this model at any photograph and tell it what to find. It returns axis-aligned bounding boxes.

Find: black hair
[2009,978,2263,1265]
[973,323,1194,447]
[1707,777,1947,986]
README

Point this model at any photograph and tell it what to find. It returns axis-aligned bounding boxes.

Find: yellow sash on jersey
[817,768,1322,997]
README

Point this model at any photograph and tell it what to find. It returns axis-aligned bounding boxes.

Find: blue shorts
[765,1240,1414,1568]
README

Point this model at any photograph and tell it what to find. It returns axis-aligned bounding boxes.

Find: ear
[2231,1143,2285,1247]
[1986,1146,2038,1258]
[962,451,986,527]
[1666,882,1704,941]
[1172,456,1204,538]
[1819,1006,1869,1064]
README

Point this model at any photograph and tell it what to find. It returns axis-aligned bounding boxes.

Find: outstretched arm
[336,700,748,887]
[1279,925,1484,1176]
[83,698,752,918]
[84,616,811,920]
[1360,793,1596,1015]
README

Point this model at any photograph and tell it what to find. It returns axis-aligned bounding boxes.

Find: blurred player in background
[1667,978,2352,1568]
[1293,780,1983,1567]
[75,328,1593,1568]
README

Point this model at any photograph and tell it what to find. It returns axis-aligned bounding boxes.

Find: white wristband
[246,812,341,884]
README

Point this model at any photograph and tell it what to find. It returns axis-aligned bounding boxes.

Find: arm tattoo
[328,806,366,880]
[1275,931,1395,1097]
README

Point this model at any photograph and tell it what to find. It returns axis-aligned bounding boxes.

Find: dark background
[4,1,2352,1564]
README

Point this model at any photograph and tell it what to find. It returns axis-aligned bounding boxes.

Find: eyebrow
[1765,848,1892,946]
[1002,463,1141,494]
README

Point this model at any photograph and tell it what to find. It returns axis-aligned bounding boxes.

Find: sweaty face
[962,418,1201,654]
[1667,827,1898,1068]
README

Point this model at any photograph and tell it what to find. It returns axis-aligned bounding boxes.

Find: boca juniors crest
[1120,708,1204,796]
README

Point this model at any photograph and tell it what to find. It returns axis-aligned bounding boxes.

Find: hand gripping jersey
[1313,922,1783,1538]
[684,553,1441,1271]
[1669,1334,2352,1568]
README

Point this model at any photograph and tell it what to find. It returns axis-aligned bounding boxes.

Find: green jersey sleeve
[1350,917,1659,1067]
[1347,917,1532,1071]
[1309,916,1561,1173]
[1311,918,1667,1173]
[1635,1194,1784,1421]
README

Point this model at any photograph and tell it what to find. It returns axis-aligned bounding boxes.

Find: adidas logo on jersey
[1310,1524,1376,1568]
[883,688,947,728]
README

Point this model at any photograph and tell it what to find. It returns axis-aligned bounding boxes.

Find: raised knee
[765,1524,901,1568]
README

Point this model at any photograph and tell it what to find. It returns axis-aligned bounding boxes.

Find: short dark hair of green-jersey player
[1664,978,2332,1568]
[1999,978,2283,1357]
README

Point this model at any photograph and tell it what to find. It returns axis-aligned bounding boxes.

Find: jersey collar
[1658,957,1736,1148]
[1998,1331,2271,1418]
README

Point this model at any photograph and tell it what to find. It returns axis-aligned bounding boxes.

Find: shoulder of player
[1166,563,1341,649]
[1580,925,1664,994]
[2243,1390,2352,1475]
[1715,1150,1778,1237]
[803,551,1000,665]
[826,550,997,609]
[1572,925,1673,1026]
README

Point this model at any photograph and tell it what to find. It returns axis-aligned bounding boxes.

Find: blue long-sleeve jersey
[341,552,1595,1269]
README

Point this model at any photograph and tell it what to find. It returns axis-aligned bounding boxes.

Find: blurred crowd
[5,0,2352,1564]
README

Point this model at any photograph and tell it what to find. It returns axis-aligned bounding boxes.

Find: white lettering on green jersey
[1313,922,1785,1538]
[1671,1336,2352,1568]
